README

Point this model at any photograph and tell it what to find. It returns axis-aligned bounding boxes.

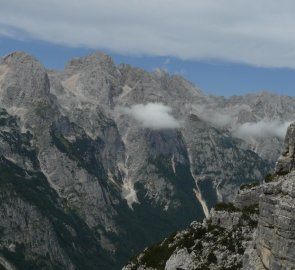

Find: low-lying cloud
[123,103,181,130]
[192,105,233,128]
[234,120,292,140]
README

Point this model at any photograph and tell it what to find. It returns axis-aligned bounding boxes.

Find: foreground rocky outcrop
[251,122,295,269]
[244,170,295,269]
[123,201,260,270]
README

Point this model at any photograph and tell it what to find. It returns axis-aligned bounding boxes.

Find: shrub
[240,182,258,190]
[264,174,277,183]
[207,252,217,264]
[215,202,238,212]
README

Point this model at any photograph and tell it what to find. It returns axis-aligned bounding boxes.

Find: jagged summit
[64,51,117,75]
[3,51,44,68]
[0,51,50,109]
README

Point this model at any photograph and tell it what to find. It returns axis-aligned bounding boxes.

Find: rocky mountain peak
[65,51,117,75]
[275,122,295,174]
[0,51,50,109]
[3,51,38,64]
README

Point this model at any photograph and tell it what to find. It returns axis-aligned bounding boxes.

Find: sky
[1,0,295,97]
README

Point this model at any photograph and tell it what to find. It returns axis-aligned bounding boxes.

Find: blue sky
[1,1,295,97]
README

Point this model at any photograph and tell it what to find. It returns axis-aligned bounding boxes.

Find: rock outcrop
[253,123,295,269]
[123,202,259,270]
[275,122,295,174]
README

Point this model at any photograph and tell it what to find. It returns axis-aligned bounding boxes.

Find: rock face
[244,172,295,269]
[0,51,294,268]
[275,122,295,174]
[246,128,295,270]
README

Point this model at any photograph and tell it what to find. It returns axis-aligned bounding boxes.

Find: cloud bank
[234,120,292,140]
[1,1,295,68]
[123,103,181,130]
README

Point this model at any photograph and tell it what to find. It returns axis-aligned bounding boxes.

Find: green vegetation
[207,252,217,264]
[130,232,177,270]
[129,224,211,270]
[264,169,290,183]
[264,173,278,183]
[240,182,259,190]
[241,204,259,228]
[276,170,289,176]
[126,199,258,270]
[215,202,238,212]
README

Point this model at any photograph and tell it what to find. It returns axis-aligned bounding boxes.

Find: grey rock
[275,122,295,174]
[256,173,295,269]
[234,185,262,209]
[165,249,196,270]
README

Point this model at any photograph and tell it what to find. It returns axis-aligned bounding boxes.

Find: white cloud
[1,1,295,68]
[123,103,181,130]
[192,104,293,140]
[234,120,292,140]
[192,105,233,128]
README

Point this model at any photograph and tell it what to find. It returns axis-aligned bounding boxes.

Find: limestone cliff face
[254,122,295,269]
[275,122,295,174]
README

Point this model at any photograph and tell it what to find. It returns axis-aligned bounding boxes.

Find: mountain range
[0,51,294,269]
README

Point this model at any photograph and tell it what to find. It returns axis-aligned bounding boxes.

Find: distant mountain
[0,52,294,269]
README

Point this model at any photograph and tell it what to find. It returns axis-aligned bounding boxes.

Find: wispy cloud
[192,104,293,140]
[122,103,181,130]
[192,105,233,128]
[234,120,292,140]
[1,1,295,68]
